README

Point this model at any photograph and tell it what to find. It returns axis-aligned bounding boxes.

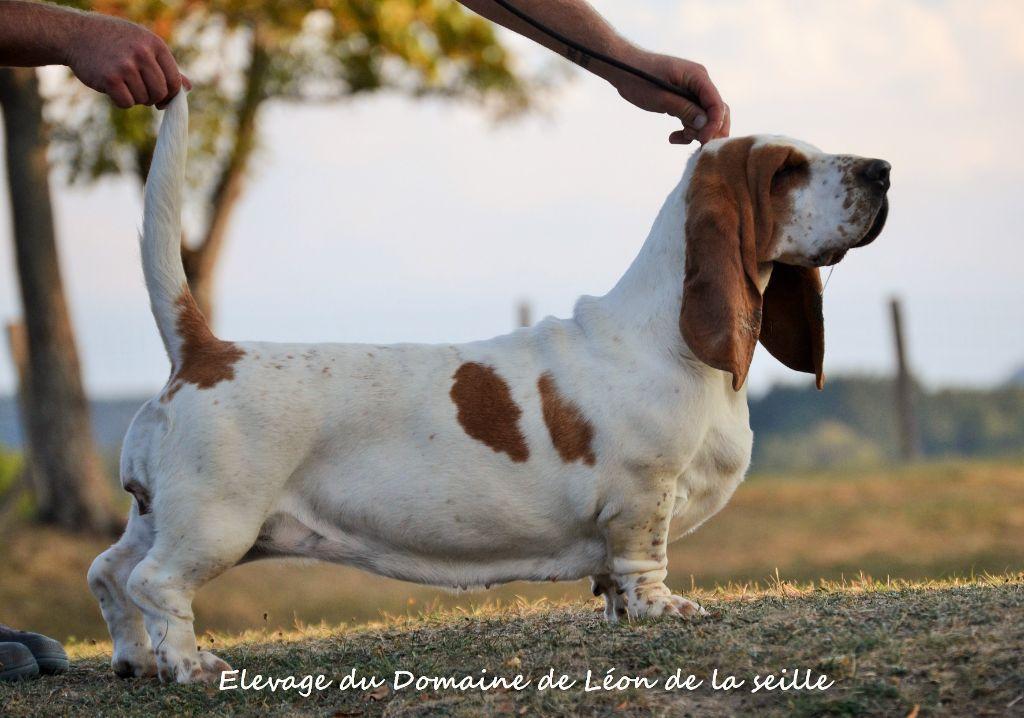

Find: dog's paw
[617,581,707,621]
[196,651,232,683]
[629,592,706,620]
[112,653,158,679]
[157,649,231,684]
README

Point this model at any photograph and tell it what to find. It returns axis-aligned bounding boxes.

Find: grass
[1,574,1021,716]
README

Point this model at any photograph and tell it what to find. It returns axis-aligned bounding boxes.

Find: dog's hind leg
[590,574,627,622]
[126,496,265,684]
[88,506,158,678]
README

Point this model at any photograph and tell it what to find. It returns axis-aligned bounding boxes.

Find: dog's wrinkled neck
[575,169,695,362]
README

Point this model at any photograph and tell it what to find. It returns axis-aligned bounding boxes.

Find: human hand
[610,47,729,145]
[65,12,190,109]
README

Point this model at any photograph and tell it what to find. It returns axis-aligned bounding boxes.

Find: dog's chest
[667,401,753,539]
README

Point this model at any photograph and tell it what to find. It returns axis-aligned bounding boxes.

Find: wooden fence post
[889,298,922,461]
[517,301,532,329]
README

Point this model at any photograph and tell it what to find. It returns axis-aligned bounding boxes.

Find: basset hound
[89,93,889,683]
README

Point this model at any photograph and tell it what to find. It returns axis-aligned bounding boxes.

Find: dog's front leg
[602,482,706,621]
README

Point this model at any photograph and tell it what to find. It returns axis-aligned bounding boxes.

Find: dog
[88,93,889,683]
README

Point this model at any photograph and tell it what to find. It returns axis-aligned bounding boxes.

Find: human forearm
[458,0,729,144]
[0,0,188,108]
[0,0,80,67]
[458,0,630,84]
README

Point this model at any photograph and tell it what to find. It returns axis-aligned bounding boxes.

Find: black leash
[491,0,703,108]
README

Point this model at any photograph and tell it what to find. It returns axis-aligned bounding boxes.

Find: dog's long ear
[679,190,761,391]
[759,264,826,389]
[680,138,813,391]
[680,138,766,391]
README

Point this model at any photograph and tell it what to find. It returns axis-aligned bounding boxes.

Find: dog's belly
[246,444,609,588]
[249,508,607,589]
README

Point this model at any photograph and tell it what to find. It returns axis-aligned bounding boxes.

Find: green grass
[1,574,1021,716]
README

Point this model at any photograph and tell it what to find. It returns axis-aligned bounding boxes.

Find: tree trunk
[4,321,40,506]
[0,68,117,533]
[184,36,269,321]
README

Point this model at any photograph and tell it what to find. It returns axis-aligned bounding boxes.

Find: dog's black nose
[859,159,891,191]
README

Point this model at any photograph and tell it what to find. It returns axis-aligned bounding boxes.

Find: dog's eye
[772,159,809,192]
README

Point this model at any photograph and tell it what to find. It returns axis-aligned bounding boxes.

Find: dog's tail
[141,91,201,366]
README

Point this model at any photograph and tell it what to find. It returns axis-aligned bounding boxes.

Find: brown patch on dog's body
[537,372,596,466]
[450,362,529,462]
[163,289,245,401]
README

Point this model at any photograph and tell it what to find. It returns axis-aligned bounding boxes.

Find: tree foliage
[47,0,537,317]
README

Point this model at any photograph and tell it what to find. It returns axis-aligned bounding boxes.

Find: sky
[1,0,1022,398]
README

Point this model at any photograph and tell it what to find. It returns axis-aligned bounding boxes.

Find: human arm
[0,0,188,108]
[457,0,729,144]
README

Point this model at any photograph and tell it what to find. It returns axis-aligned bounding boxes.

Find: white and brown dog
[89,94,889,683]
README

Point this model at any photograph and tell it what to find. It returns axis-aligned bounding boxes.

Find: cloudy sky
[1,0,1022,397]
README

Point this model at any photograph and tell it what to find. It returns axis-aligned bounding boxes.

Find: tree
[50,0,535,320]
[0,67,117,533]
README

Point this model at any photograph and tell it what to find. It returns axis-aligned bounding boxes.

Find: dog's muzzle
[853,159,890,248]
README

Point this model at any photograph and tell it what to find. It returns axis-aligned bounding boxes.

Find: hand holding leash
[482,0,730,144]
[606,46,730,145]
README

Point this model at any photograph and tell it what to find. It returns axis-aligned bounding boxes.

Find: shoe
[0,625,68,675]
[0,642,39,681]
